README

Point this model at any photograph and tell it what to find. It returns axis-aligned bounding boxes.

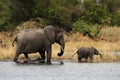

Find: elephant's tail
[72,53,77,57]
[12,36,17,47]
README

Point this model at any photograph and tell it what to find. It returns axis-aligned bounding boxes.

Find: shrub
[72,20,100,37]
[111,14,120,26]
[16,18,49,31]
[0,0,13,31]
[47,6,66,26]
[72,20,90,35]
[81,2,109,24]
[89,24,100,37]
[98,26,120,41]
[0,0,120,32]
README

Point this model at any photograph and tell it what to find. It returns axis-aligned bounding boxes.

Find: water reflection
[0,61,120,80]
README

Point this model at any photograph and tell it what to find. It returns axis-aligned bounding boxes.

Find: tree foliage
[0,0,120,31]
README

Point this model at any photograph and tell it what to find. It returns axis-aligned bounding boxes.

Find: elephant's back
[17,29,44,40]
[78,47,90,55]
[16,29,46,51]
[79,47,89,52]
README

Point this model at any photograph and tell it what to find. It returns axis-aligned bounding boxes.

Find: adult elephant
[12,25,65,64]
[72,47,102,63]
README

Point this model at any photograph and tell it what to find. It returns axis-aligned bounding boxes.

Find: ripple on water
[0,61,120,80]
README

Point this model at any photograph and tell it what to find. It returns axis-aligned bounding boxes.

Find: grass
[0,26,120,62]
[98,26,120,42]
[55,40,120,62]
[0,40,120,62]
[0,47,15,60]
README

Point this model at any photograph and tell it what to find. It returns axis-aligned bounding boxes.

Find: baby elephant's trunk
[99,53,102,59]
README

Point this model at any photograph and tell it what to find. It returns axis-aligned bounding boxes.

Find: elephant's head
[91,47,102,58]
[44,26,65,56]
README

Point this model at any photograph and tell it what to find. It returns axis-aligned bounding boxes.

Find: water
[107,52,120,55]
[0,61,120,80]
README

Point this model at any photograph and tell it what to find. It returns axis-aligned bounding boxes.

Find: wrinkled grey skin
[72,47,102,63]
[12,26,65,64]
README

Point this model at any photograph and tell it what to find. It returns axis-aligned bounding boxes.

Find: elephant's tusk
[61,46,64,52]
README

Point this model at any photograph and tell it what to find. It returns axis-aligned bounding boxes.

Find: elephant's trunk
[58,47,64,56]
[57,38,65,56]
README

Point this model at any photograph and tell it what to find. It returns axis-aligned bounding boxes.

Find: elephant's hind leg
[89,56,93,63]
[13,50,21,63]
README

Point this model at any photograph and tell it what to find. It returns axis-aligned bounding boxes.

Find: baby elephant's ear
[44,26,56,43]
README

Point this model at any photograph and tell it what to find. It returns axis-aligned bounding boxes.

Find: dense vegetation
[0,0,120,34]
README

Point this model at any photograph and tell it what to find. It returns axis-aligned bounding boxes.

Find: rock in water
[24,60,28,63]
[60,61,64,65]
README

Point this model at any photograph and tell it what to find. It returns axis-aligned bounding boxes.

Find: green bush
[0,0,13,31]
[72,20,100,36]
[72,20,90,35]
[47,6,66,26]
[81,2,109,24]
[0,0,120,32]
[89,24,100,36]
[111,14,120,26]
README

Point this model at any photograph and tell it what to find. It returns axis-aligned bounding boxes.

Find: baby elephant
[72,47,102,63]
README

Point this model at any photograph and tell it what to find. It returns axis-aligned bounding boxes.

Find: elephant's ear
[44,26,56,43]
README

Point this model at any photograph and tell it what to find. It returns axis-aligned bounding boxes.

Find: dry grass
[98,26,120,41]
[0,36,120,62]
[0,26,120,62]
[51,40,120,62]
[0,47,14,60]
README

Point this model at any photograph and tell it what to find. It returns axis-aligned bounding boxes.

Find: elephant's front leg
[89,56,93,63]
[24,53,29,59]
[78,56,82,63]
[85,57,88,62]
[39,50,45,63]
[23,53,29,63]
[46,46,52,65]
